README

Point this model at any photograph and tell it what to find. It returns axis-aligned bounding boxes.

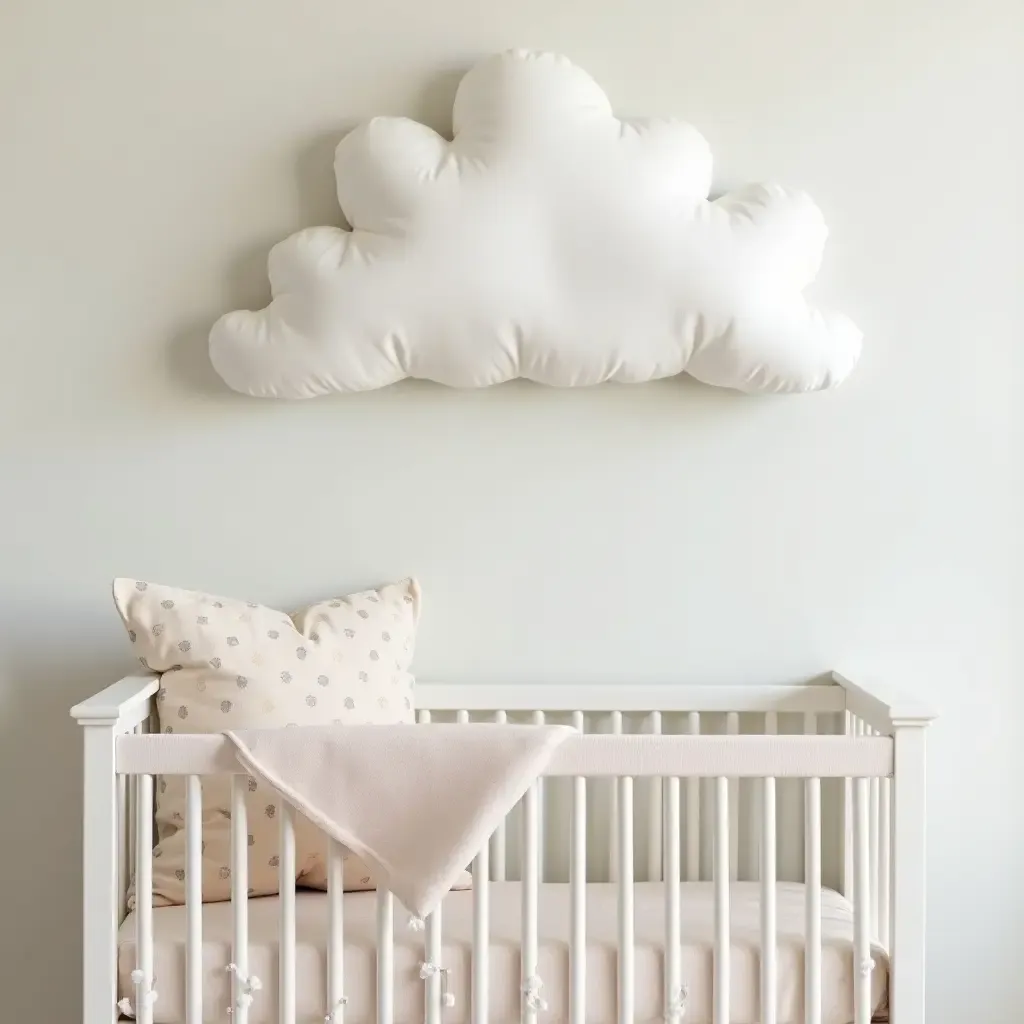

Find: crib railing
[73,673,934,1024]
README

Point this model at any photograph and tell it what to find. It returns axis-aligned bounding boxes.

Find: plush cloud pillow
[210,48,861,399]
[114,577,430,906]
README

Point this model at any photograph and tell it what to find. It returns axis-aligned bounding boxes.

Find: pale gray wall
[1,1,1021,1019]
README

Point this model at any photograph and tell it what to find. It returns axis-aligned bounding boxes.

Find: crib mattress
[118,881,887,1024]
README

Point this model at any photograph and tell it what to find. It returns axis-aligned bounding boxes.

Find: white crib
[71,672,933,1024]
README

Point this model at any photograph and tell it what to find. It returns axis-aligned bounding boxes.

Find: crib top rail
[115,730,893,778]
[414,682,846,713]
[70,671,935,737]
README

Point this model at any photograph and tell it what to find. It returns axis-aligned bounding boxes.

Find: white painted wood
[118,731,895,778]
[77,672,936,1024]
[521,783,540,1024]
[533,709,546,884]
[869,748,880,940]
[685,712,700,881]
[278,801,296,1024]
[842,713,854,900]
[760,776,777,1024]
[853,778,871,1024]
[81,723,119,1024]
[713,777,730,1024]
[426,904,443,1024]
[418,675,445,1024]
[376,888,394,1024]
[570,711,586,1024]
[135,773,154,1024]
[832,672,937,734]
[664,774,681,1024]
[755,711,779,881]
[472,842,490,1024]
[726,713,740,881]
[891,726,928,1024]
[117,772,129,922]
[73,674,907,724]
[802,712,815,888]
[70,674,159,726]
[617,775,634,1024]
[609,711,622,882]
[417,682,846,713]
[804,777,822,1024]
[879,776,891,950]
[185,775,202,1024]
[647,712,662,882]
[461,707,488,1024]
[127,761,137,913]
[492,711,507,882]
[328,839,345,1024]
[231,776,250,1024]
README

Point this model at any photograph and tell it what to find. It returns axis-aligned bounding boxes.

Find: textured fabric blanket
[225,723,574,917]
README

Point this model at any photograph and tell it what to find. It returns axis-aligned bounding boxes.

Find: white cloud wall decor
[209,49,862,398]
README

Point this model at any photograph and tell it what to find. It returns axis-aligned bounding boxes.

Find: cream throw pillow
[114,576,421,907]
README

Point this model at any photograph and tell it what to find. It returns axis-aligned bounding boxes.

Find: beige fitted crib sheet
[118,881,887,1024]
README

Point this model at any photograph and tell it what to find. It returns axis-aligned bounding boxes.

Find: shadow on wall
[0,602,130,1021]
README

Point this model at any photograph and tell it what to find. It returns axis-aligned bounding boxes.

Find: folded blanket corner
[225,722,574,916]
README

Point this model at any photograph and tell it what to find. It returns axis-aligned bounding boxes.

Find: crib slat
[279,800,296,1024]
[419,688,437,1012]
[128,762,138,900]
[473,840,490,1024]
[879,776,892,950]
[426,904,443,1024]
[617,775,634,1024]
[492,711,507,882]
[647,712,663,882]
[843,714,854,898]
[377,888,394,1024]
[804,777,822,1024]
[231,776,250,1024]
[533,710,546,883]
[664,774,681,1023]
[725,713,739,881]
[756,712,778,881]
[713,776,730,1024]
[802,712,816,884]
[570,711,587,1024]
[522,783,540,1024]
[117,773,129,921]
[869,741,880,939]
[760,776,777,1024]
[609,711,623,882]
[185,775,202,1024]
[685,712,700,881]
[460,708,487,1024]
[853,778,871,1024]
[328,839,345,1024]
[136,773,154,1024]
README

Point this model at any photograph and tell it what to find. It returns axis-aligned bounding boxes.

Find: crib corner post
[890,720,929,1024]
[79,718,120,1024]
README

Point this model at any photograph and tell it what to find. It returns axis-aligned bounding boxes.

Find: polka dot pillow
[114,576,421,907]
